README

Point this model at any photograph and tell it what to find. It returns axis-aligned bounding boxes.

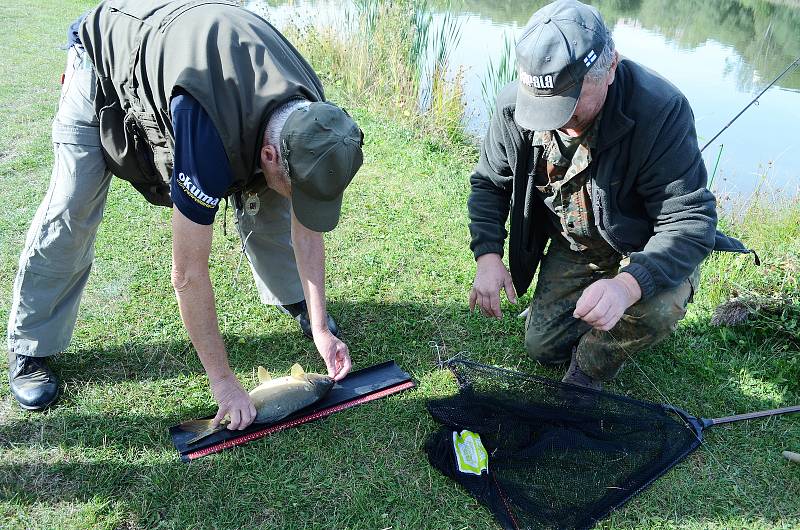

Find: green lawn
[1,2,798,529]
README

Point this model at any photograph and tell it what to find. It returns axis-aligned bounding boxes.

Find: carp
[181,363,334,445]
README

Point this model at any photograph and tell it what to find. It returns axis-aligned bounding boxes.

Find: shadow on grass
[0,301,797,527]
[2,300,797,438]
[36,299,524,385]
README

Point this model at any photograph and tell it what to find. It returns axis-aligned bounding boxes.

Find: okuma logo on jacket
[520,70,554,91]
[176,172,220,209]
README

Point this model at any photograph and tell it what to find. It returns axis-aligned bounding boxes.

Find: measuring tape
[184,379,416,461]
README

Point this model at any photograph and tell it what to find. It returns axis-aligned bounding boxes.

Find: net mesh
[425,360,703,530]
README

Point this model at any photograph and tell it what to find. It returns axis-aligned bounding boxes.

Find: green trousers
[524,238,698,381]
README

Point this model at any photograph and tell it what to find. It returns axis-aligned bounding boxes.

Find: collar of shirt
[531,110,603,151]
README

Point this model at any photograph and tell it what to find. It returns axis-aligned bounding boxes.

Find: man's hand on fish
[180,363,335,445]
[314,329,351,382]
[573,272,642,331]
[210,372,258,430]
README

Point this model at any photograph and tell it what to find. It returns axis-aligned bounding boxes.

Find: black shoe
[8,353,60,411]
[278,300,340,340]
[561,355,603,392]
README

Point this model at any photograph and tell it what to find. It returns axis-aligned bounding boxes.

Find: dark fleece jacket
[467,59,751,300]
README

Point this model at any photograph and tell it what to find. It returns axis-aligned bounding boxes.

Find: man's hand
[469,253,518,318]
[313,329,351,381]
[209,372,257,431]
[573,272,642,331]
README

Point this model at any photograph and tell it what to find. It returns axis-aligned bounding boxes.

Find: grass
[1,1,799,529]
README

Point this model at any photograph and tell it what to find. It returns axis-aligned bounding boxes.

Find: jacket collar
[596,59,635,153]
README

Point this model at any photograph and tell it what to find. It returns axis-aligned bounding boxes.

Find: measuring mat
[170,360,414,462]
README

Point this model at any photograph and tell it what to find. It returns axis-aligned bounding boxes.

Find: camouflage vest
[80,0,325,206]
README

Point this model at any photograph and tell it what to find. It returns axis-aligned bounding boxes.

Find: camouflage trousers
[524,238,699,381]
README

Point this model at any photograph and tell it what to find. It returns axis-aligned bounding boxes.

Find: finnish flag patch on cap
[584,49,597,67]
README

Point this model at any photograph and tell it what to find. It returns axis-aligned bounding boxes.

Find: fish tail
[186,425,225,446]
[179,419,227,446]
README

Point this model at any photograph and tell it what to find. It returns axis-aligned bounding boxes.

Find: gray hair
[584,31,616,84]
[264,98,310,178]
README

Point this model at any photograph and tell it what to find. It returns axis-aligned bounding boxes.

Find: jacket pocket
[97,102,171,206]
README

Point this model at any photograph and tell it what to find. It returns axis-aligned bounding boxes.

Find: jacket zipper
[595,196,628,256]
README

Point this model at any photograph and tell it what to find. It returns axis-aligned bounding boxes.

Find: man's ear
[260,144,279,171]
[606,50,620,86]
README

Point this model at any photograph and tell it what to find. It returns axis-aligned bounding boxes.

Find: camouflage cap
[280,102,364,232]
[514,0,609,131]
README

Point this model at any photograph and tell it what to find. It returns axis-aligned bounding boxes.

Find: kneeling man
[468,0,751,389]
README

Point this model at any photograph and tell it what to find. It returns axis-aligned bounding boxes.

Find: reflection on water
[251,0,800,197]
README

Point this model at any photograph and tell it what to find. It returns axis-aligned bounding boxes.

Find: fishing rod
[700,53,800,153]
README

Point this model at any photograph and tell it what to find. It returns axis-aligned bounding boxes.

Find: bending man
[7,0,364,431]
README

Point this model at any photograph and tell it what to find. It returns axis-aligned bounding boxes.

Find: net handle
[704,405,800,428]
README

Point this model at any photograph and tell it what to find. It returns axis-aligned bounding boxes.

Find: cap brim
[514,80,582,131]
[291,183,343,233]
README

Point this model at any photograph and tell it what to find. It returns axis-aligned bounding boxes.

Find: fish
[784,450,800,464]
[180,363,335,445]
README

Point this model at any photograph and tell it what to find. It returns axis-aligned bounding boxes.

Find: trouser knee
[575,276,695,381]
[524,329,574,365]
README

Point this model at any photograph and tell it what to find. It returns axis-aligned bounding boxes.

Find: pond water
[250,0,800,198]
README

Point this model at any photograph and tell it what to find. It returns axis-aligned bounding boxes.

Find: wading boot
[8,353,59,411]
[278,300,340,340]
[561,354,603,392]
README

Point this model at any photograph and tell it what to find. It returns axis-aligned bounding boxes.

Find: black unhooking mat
[424,360,703,530]
[171,360,414,462]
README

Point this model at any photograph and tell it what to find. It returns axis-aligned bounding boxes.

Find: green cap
[280,102,364,232]
[514,0,609,131]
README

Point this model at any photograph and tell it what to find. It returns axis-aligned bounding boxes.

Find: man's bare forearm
[173,269,232,380]
[290,211,328,335]
[171,208,232,382]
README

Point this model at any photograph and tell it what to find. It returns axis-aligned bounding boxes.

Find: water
[250,0,800,198]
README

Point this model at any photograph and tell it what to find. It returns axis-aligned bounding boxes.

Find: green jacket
[80,0,324,206]
[468,59,752,300]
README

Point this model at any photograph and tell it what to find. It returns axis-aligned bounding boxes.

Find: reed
[417,8,466,143]
[279,0,467,146]
[480,31,517,118]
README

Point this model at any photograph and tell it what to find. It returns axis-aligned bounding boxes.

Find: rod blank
[707,404,800,426]
[700,54,800,153]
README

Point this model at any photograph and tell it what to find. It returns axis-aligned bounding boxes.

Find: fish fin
[290,363,305,379]
[257,366,272,382]
[180,418,227,445]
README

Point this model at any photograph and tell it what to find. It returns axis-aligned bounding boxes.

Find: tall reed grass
[278,0,467,146]
[480,31,517,118]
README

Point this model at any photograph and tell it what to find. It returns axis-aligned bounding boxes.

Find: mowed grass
[1,2,799,529]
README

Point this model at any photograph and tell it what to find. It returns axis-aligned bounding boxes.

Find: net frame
[425,359,798,530]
